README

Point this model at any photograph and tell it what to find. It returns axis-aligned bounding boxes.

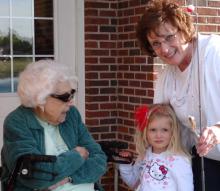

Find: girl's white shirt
[154,34,220,160]
[119,147,193,191]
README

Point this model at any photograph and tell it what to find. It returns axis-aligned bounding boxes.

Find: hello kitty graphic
[148,162,168,180]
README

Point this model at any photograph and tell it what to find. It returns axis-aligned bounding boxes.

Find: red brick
[207,17,220,24]
[85,41,98,48]
[85,1,110,9]
[124,9,134,16]
[198,8,218,16]
[100,103,117,109]
[129,0,140,7]
[130,15,140,24]
[135,89,147,96]
[86,49,110,56]
[100,42,116,49]
[198,25,217,32]
[209,1,220,7]
[124,88,134,95]
[100,10,117,17]
[85,17,110,25]
[100,72,116,78]
[85,25,98,32]
[86,119,99,126]
[85,9,98,16]
[85,57,98,64]
[85,33,109,40]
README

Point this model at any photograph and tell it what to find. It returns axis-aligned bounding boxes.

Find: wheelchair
[0,141,132,191]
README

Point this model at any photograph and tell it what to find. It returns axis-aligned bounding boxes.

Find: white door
[0,0,85,166]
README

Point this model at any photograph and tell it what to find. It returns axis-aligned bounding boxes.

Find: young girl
[119,104,193,191]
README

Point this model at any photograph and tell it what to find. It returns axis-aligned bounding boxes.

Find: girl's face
[147,117,172,154]
[147,22,192,71]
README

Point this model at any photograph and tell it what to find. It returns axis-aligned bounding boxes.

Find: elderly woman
[136,0,220,190]
[1,60,107,191]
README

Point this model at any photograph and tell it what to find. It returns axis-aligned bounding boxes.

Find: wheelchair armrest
[99,141,133,164]
[0,166,2,179]
[5,154,57,191]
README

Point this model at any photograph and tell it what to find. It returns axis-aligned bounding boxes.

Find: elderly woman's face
[147,22,192,70]
[42,82,74,125]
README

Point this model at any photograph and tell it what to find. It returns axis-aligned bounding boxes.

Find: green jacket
[1,106,107,191]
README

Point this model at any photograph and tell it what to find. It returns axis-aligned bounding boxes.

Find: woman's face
[147,117,172,154]
[42,82,74,125]
[147,22,192,70]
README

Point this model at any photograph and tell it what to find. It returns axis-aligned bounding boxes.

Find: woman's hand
[196,125,220,156]
[74,146,89,160]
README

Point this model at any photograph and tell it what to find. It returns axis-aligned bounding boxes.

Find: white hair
[17,59,78,107]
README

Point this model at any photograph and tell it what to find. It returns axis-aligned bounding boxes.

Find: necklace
[173,41,196,107]
[173,62,193,107]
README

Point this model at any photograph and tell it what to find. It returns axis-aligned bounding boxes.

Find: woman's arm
[69,122,107,184]
[196,34,220,158]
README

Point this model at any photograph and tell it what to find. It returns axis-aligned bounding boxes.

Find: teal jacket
[1,106,107,191]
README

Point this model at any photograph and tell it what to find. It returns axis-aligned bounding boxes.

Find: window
[0,0,54,93]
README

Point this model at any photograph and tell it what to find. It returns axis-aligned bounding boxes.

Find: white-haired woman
[1,60,107,191]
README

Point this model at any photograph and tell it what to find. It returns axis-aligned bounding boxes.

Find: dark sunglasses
[51,89,76,102]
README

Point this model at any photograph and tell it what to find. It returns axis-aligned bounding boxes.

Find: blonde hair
[17,59,78,107]
[135,104,189,158]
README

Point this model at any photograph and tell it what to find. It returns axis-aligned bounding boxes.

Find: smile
[166,49,176,58]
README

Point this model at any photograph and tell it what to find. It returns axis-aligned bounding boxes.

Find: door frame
[54,0,85,120]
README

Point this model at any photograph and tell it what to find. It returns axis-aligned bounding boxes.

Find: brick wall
[84,0,220,190]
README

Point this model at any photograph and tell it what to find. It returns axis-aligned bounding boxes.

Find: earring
[39,105,45,112]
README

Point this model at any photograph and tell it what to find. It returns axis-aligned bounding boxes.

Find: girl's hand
[117,150,134,164]
[74,146,89,159]
[196,125,220,156]
[118,150,132,158]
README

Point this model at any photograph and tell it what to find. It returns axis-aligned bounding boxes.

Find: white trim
[75,1,85,121]
[54,0,85,120]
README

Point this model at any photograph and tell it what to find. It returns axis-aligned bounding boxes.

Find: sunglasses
[51,89,76,102]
